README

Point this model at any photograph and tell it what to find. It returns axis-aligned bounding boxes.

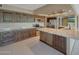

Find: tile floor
[0,36,63,55]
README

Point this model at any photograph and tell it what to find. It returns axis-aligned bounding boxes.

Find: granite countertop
[37,28,79,40]
[0,27,35,32]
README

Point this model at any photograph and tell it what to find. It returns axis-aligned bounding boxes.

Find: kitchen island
[37,28,79,55]
[0,27,36,46]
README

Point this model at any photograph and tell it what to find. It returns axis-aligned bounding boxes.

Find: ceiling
[10,4,46,11]
[34,4,75,15]
[5,4,75,16]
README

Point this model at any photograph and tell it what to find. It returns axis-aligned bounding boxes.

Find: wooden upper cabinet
[0,10,35,22]
[0,11,3,22]
[3,12,11,22]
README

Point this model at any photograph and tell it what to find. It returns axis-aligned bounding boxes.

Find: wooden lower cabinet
[29,29,36,37]
[0,31,16,46]
[16,30,24,41]
[16,28,36,42]
[36,31,40,36]
[40,32,53,46]
[0,28,36,46]
[23,30,30,39]
[46,33,52,46]
[52,34,66,54]
[40,32,47,42]
[40,31,66,54]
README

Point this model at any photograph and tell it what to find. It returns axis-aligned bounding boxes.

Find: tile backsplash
[0,22,44,28]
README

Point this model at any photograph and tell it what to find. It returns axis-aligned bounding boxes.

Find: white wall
[72,4,79,15]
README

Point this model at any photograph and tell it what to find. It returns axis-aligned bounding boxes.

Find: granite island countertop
[37,28,79,40]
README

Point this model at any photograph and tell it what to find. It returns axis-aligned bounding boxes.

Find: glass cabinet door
[0,11,3,22]
[15,13,20,22]
[22,14,28,22]
[27,15,34,22]
[1,10,34,23]
[3,12,13,22]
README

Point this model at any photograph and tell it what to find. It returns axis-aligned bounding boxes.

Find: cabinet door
[0,11,3,22]
[3,12,13,22]
[36,31,40,36]
[27,15,34,22]
[15,31,19,41]
[52,34,66,54]
[22,14,28,22]
[40,32,47,42]
[30,29,36,37]
[16,30,24,41]
[23,29,29,39]
[40,32,53,45]
[0,33,2,45]
[46,33,53,46]
[12,13,16,22]
[1,31,16,46]
[2,31,15,42]
[14,13,20,22]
